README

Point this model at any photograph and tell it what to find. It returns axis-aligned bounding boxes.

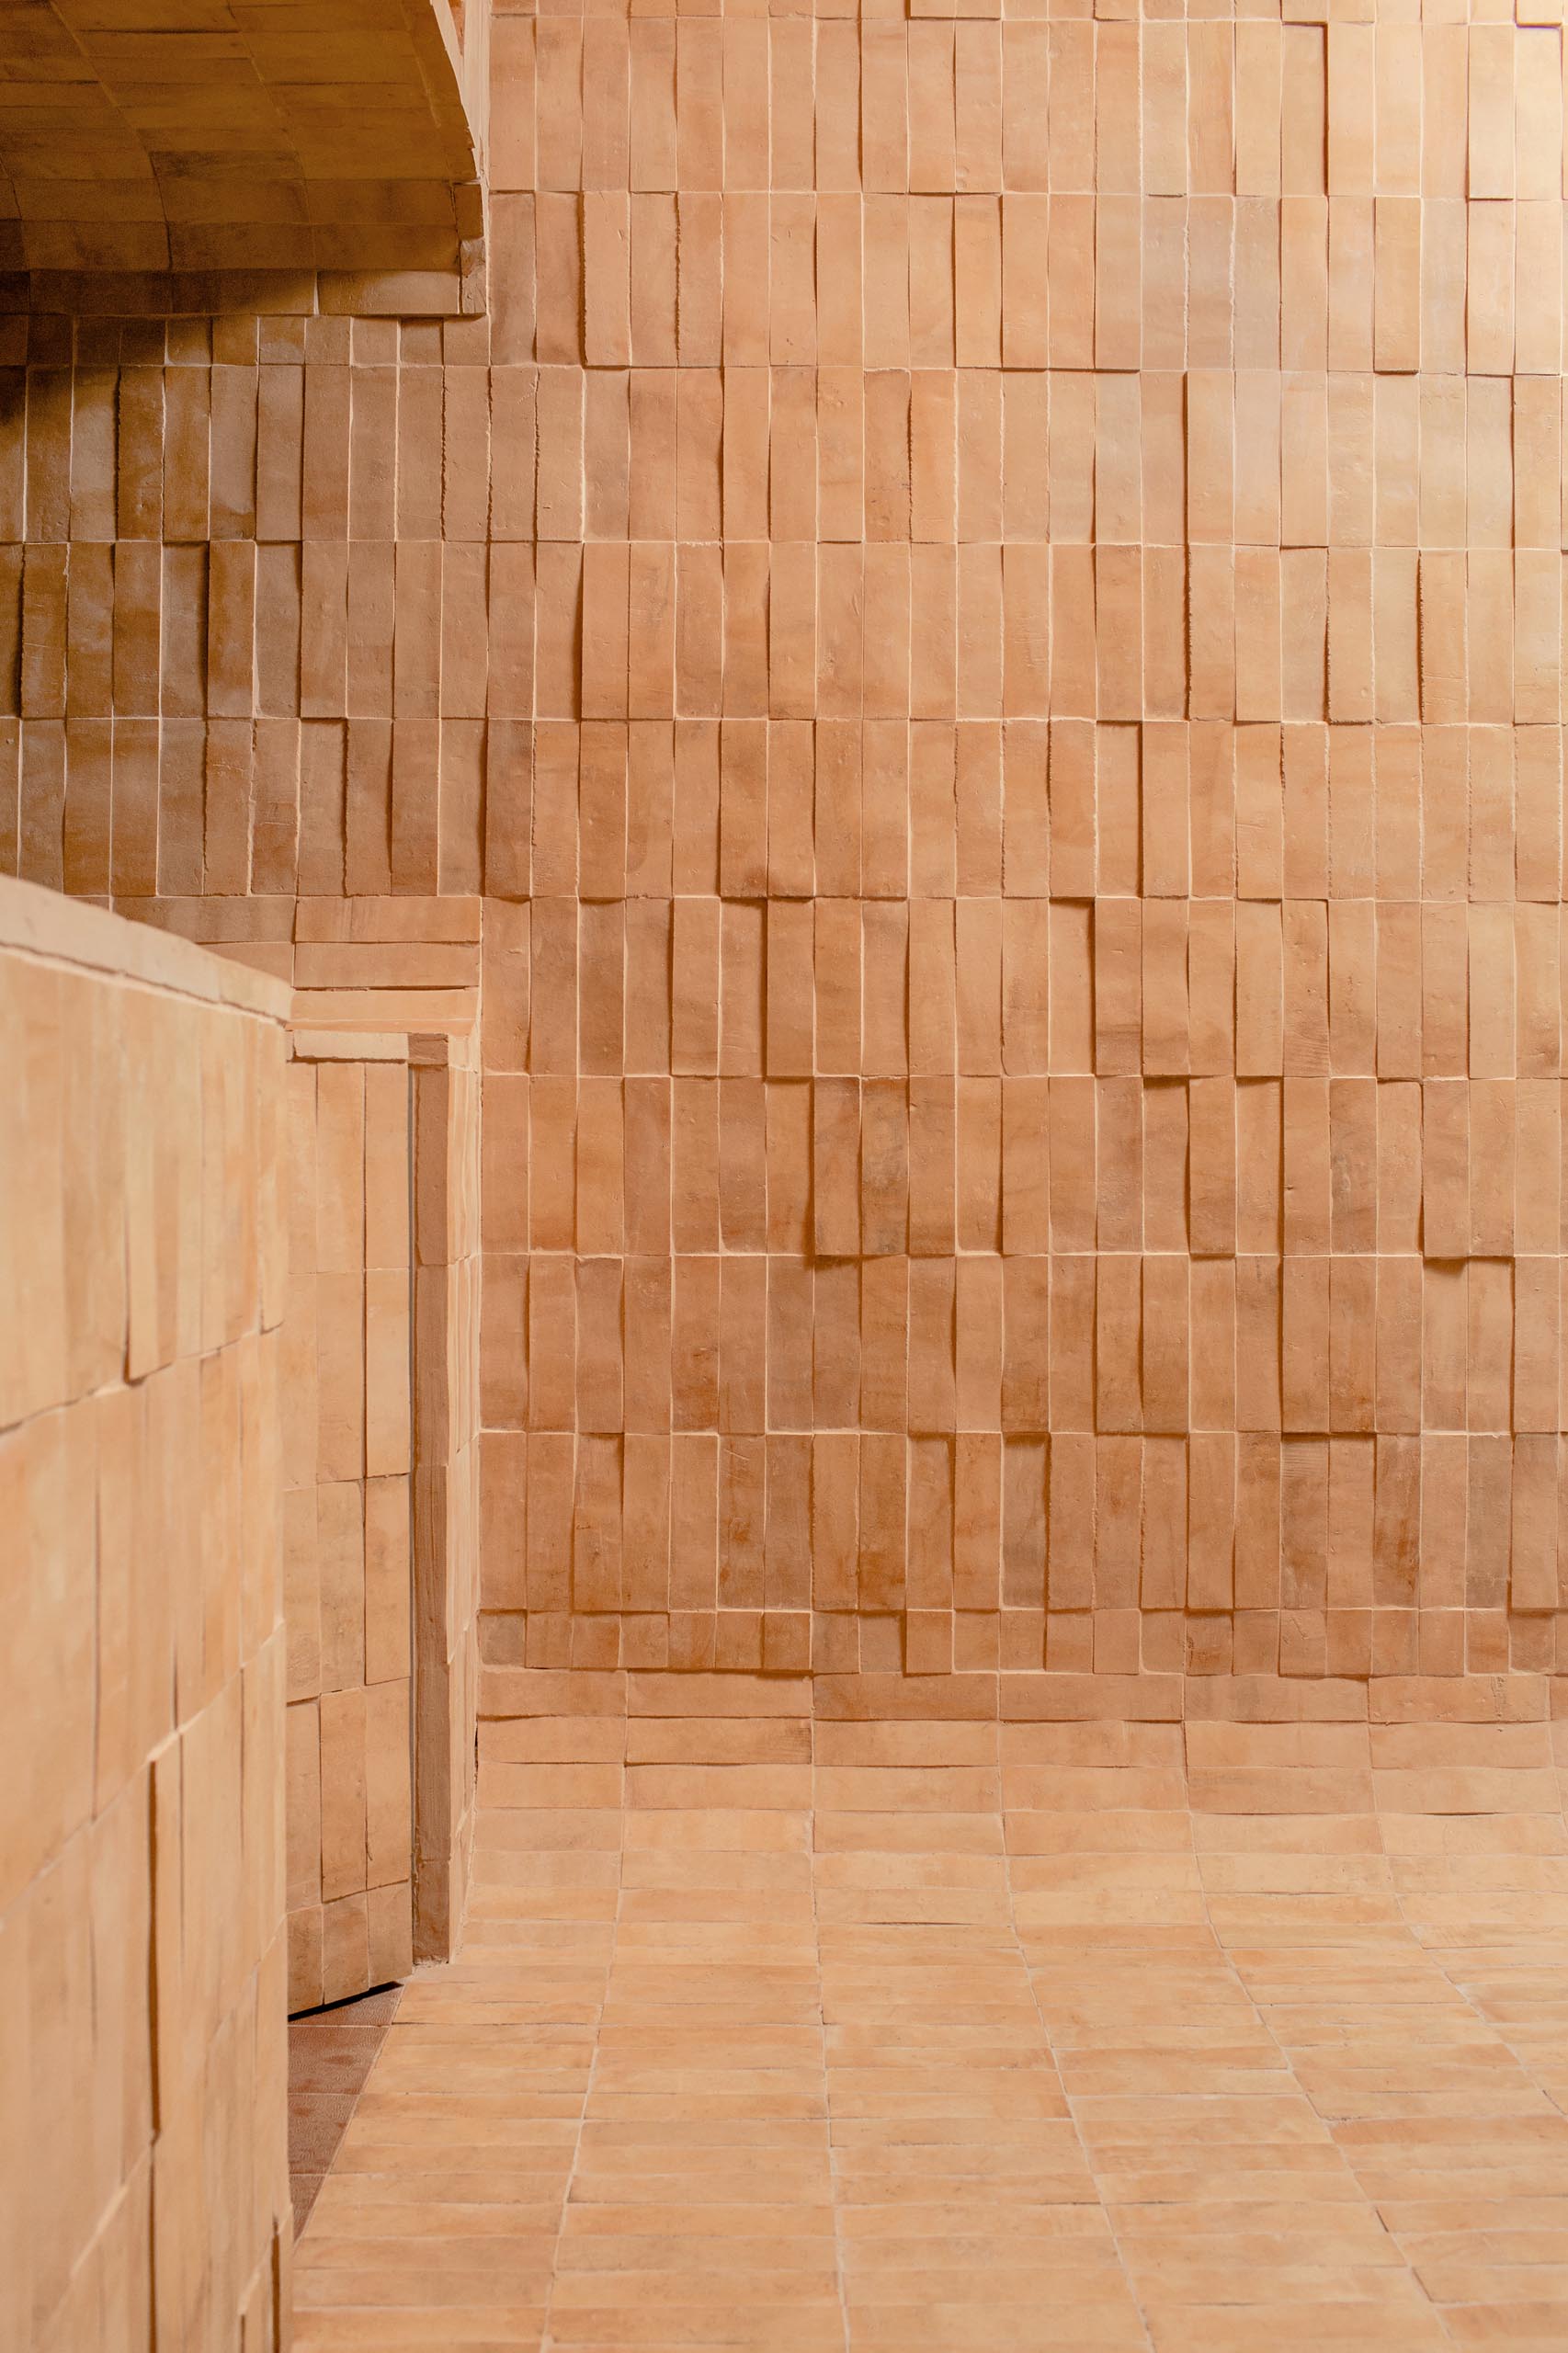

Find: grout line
[1377,1774,1568,2335]
[1189,1779,1462,2349]
[812,1724,856,2353]
[1001,1717,1158,2353]
[537,1729,622,2353]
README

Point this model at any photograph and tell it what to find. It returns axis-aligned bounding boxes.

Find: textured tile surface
[7,8,1568,1704]
[294,1733,1568,2351]
[283,1040,418,2013]
[0,1,483,293]
[0,873,292,2353]
[283,1022,482,2014]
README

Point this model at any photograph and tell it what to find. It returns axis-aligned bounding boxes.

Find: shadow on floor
[289,1982,403,2227]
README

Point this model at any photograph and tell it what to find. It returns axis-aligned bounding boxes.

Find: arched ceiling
[0,1,487,310]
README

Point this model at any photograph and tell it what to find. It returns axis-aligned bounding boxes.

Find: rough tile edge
[999,1673,1185,1723]
[0,871,291,1021]
[317,269,468,317]
[0,269,315,318]
[290,986,478,1036]
[293,896,483,946]
[0,260,474,322]
[477,1664,1568,1727]
[289,1030,412,1065]
[415,1022,478,1071]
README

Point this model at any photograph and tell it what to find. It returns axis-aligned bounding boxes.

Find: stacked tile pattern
[479,0,1568,1693]
[3,6,1568,1700]
[0,873,291,2353]
[284,1033,417,2015]
[279,1022,483,2014]
[412,1024,484,1963]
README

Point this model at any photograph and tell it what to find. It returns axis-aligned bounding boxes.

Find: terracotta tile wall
[478,0,1568,1697]
[4,6,1568,1708]
[279,1023,481,2013]
[413,1026,483,1956]
[0,302,495,910]
[284,1034,418,2015]
[0,874,291,2353]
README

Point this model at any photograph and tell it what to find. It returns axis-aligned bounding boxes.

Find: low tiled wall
[0,875,293,2352]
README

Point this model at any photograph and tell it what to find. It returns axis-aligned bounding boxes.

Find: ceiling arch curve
[0,1,487,310]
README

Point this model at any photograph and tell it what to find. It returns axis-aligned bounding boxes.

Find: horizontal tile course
[297,1738,1568,2349]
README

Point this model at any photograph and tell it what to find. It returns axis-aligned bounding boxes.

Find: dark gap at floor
[289,1981,404,2227]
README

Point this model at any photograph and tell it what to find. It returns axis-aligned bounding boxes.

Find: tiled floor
[290,1984,404,2228]
[293,1710,1568,2350]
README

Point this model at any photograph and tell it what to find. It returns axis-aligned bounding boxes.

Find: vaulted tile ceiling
[0,0,484,303]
